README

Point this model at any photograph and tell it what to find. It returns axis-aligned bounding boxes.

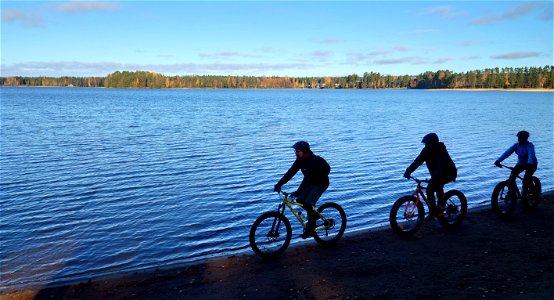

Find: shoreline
[427,88,554,92]
[3,191,553,299]
[0,203,511,292]
[1,86,553,92]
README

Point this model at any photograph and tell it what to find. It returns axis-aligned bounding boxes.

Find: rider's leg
[521,164,537,196]
[509,164,525,191]
[301,185,326,237]
[427,178,439,216]
[435,184,446,214]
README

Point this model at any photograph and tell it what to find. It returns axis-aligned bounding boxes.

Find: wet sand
[3,192,554,300]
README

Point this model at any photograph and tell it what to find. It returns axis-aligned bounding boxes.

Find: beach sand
[4,192,554,300]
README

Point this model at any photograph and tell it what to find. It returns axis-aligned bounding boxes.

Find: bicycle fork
[404,192,421,218]
[268,204,286,238]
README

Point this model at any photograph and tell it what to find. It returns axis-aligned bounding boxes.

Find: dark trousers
[427,177,445,214]
[510,163,537,192]
[297,184,327,231]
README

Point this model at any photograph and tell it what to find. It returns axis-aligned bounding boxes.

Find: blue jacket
[498,142,537,165]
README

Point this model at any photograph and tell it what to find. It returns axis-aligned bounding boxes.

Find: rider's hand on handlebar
[494,160,502,168]
[273,184,282,193]
[403,171,411,179]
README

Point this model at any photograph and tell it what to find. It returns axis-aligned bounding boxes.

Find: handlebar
[408,176,429,184]
[496,163,514,170]
[277,190,295,199]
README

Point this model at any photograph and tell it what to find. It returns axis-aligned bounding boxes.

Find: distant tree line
[1,66,552,89]
[413,66,553,89]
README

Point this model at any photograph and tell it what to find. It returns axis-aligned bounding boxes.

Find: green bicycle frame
[278,193,328,233]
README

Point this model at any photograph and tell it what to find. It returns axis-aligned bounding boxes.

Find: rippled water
[1,87,552,291]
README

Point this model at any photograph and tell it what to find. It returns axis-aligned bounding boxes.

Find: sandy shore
[3,192,554,300]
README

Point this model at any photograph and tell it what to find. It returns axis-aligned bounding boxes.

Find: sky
[1,0,553,77]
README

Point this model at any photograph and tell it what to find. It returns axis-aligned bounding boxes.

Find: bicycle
[249,191,347,259]
[389,177,467,237]
[491,164,541,218]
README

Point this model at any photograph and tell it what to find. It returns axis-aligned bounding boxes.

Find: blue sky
[1,0,553,77]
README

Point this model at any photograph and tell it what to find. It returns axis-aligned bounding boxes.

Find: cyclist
[403,133,458,221]
[494,130,537,195]
[274,141,331,239]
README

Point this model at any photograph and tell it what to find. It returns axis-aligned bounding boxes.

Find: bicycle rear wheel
[491,181,516,218]
[249,211,291,259]
[389,196,424,237]
[522,176,541,210]
[437,190,467,228]
[313,202,347,245]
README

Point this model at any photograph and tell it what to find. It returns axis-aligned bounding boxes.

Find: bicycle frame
[405,177,445,217]
[499,163,525,180]
[276,192,328,232]
[403,179,427,218]
[499,164,523,198]
[277,192,308,227]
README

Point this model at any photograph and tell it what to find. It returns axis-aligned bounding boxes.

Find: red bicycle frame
[405,177,445,217]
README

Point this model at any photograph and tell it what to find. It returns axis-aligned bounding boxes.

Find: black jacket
[406,142,457,183]
[277,153,330,193]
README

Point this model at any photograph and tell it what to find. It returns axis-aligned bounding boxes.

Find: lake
[0,87,552,291]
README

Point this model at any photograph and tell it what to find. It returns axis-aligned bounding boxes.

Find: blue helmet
[292,141,310,153]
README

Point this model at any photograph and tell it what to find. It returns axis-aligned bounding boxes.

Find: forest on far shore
[1,66,552,90]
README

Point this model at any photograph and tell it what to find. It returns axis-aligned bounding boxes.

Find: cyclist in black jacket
[274,141,330,238]
[404,133,457,221]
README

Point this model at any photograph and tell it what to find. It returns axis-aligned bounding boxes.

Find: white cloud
[470,2,549,25]
[311,51,332,58]
[1,9,44,28]
[198,52,263,59]
[347,46,414,63]
[55,1,119,13]
[426,5,466,19]
[373,56,429,65]
[2,1,119,28]
[1,61,318,77]
[433,58,454,64]
[461,40,483,47]
[491,52,542,59]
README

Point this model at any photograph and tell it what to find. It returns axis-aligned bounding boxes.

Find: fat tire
[522,176,541,210]
[389,195,425,237]
[437,190,467,228]
[249,211,291,259]
[491,181,516,218]
[313,202,347,246]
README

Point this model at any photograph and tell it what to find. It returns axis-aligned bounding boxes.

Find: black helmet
[421,133,439,144]
[516,130,529,140]
[292,141,310,153]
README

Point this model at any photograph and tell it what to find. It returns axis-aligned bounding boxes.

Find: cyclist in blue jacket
[494,130,538,193]
[274,141,330,239]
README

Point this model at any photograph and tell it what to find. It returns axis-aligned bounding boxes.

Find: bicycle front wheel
[249,212,291,259]
[389,196,424,237]
[313,202,347,245]
[491,181,516,218]
[437,190,467,228]
[522,176,541,210]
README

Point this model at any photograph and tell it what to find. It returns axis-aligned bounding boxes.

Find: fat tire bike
[249,191,347,259]
[389,176,467,237]
[491,164,541,218]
